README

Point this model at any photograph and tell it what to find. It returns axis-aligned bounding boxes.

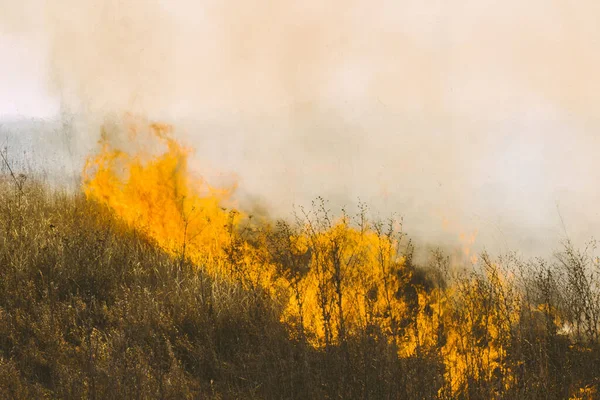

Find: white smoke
[2,0,600,256]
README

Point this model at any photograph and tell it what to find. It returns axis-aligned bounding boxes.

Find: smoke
[2,0,600,256]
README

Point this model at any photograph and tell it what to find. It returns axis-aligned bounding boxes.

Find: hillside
[0,173,598,399]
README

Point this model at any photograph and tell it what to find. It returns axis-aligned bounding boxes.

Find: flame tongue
[82,115,518,393]
[83,115,234,264]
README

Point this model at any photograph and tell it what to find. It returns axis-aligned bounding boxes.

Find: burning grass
[0,117,598,398]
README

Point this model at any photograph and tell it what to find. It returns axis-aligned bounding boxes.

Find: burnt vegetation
[0,173,599,399]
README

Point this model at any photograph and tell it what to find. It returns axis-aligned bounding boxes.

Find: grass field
[0,119,599,399]
[0,174,598,399]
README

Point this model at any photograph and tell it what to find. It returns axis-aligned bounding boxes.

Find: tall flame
[83,115,523,395]
[83,115,234,267]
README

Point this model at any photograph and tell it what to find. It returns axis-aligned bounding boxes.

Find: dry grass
[0,177,598,399]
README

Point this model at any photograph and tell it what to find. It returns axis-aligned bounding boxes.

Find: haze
[1,0,599,257]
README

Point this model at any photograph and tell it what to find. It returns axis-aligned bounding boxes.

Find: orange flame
[83,115,235,268]
[83,115,521,395]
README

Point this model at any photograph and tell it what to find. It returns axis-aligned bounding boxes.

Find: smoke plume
[2,0,600,256]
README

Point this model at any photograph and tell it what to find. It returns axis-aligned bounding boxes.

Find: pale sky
[0,34,58,118]
[1,0,600,257]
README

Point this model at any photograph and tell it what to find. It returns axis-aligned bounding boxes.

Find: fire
[83,115,234,268]
[459,230,479,264]
[83,115,521,396]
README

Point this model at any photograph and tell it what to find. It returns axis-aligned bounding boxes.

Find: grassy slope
[0,181,304,399]
[0,180,599,399]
